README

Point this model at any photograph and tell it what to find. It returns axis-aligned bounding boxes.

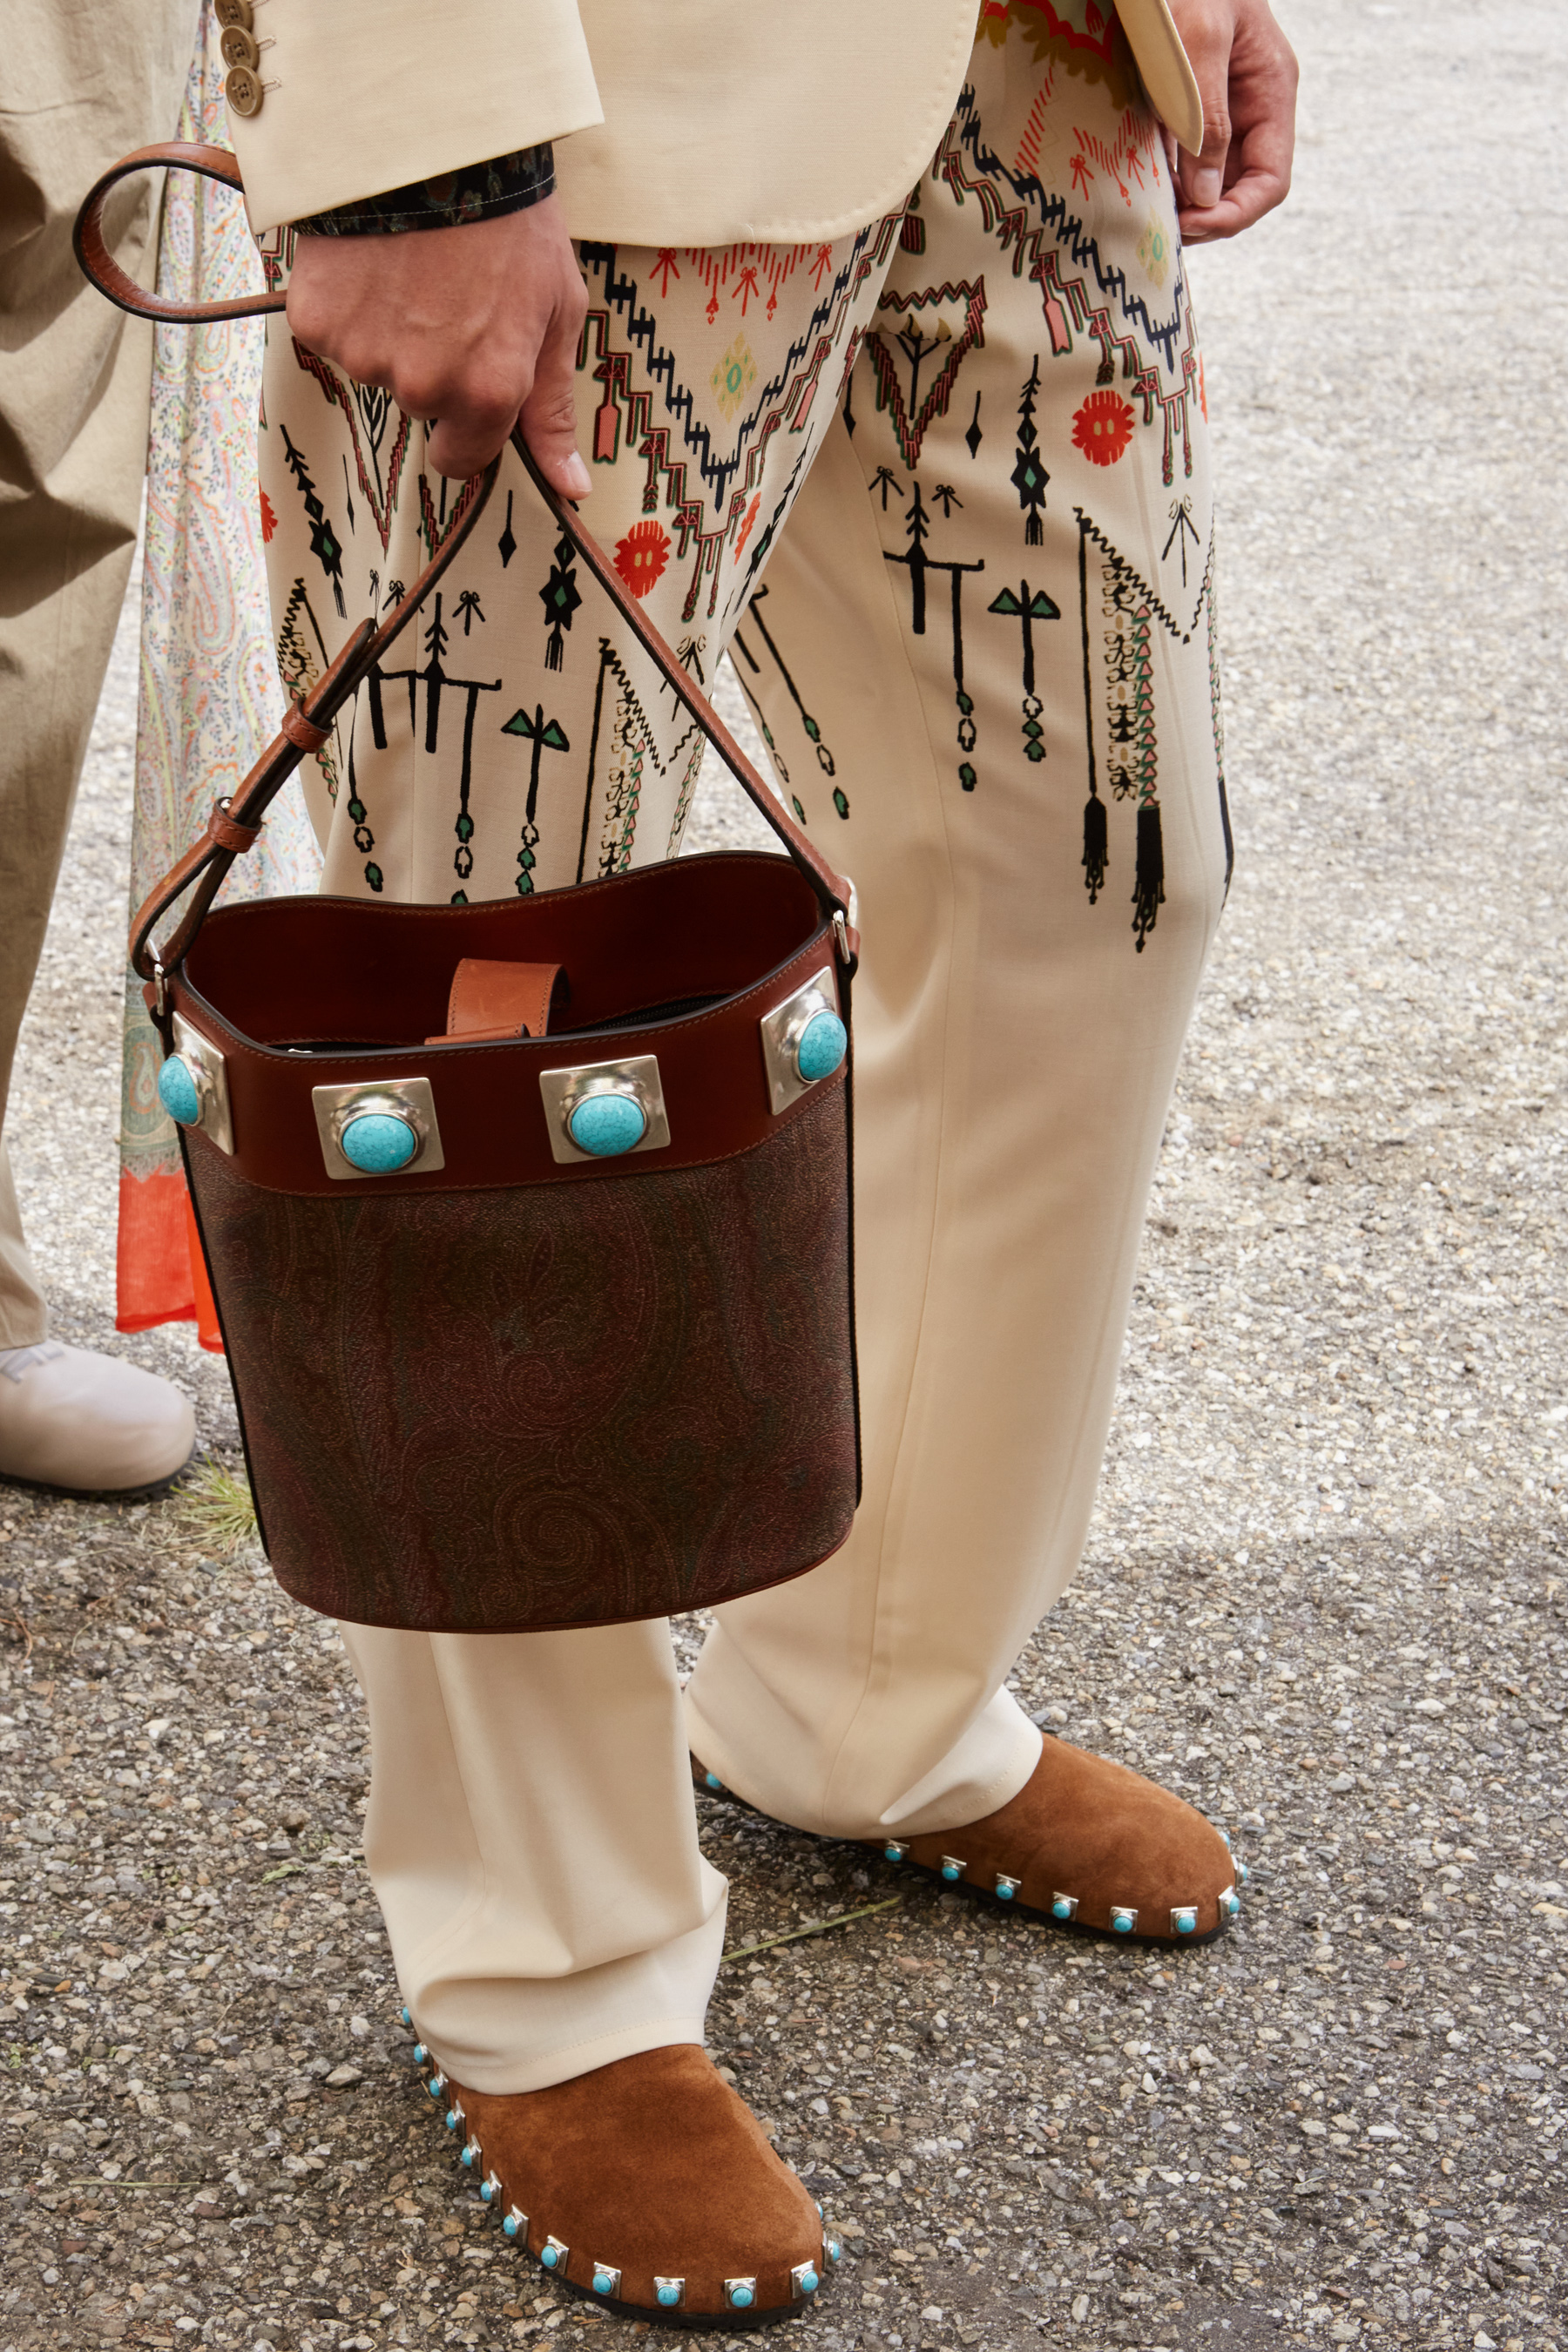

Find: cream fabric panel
[229,0,605,233]
[231,0,1196,244]
[555,0,978,245]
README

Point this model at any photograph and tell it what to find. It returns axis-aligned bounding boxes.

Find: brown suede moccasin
[693,1736,1246,1944]
[409,2040,839,2325]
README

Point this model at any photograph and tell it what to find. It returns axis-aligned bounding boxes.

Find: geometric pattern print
[775,31,1224,957]
[1076,510,1218,950]
[292,346,414,555]
[936,84,1190,377]
[728,585,849,826]
[863,280,989,472]
[256,211,900,909]
[578,221,900,631]
[585,635,708,881]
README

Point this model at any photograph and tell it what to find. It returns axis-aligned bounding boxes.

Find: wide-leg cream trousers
[259,4,1231,2092]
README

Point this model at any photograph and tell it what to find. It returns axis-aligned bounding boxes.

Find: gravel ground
[3,2,1566,2349]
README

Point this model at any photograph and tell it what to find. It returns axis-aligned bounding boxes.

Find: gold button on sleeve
[219,24,260,69]
[224,63,264,118]
[213,0,253,26]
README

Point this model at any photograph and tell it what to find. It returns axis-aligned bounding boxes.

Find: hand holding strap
[81,145,860,982]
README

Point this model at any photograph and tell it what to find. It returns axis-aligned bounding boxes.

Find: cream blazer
[232,0,1200,246]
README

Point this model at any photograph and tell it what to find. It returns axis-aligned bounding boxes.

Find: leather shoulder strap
[73,142,287,325]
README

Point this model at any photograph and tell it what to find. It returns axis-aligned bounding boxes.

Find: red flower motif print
[260,488,278,544]
[613,519,672,601]
[1071,389,1135,467]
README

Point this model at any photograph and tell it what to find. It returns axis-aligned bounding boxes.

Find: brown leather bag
[78,146,861,1634]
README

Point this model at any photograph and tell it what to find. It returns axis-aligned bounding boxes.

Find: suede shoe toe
[423,2045,834,2324]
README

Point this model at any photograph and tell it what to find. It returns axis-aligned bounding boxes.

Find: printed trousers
[259,3,1231,2092]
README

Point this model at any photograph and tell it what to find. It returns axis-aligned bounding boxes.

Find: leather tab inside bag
[428,958,566,1044]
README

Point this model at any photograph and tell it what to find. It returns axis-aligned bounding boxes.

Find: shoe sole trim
[693,1760,1234,1948]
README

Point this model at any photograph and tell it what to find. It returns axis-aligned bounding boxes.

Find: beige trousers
[0,0,198,1345]
[261,8,1230,2092]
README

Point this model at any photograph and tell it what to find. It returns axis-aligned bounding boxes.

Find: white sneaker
[0,1343,196,1493]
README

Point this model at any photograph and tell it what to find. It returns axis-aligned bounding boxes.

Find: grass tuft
[176,1458,260,1554]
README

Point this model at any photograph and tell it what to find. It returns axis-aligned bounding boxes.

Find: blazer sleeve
[227,0,605,234]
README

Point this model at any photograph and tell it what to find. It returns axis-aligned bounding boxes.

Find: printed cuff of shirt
[294,145,555,237]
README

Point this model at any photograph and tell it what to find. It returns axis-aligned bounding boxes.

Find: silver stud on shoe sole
[540,2235,570,2274]
[940,1855,965,1882]
[654,2277,686,2309]
[995,1872,1022,1902]
[1171,1904,1199,1936]
[591,2262,621,2297]
[726,2277,758,2310]
[1111,1905,1138,1934]
[791,2259,821,2299]
[1051,1892,1079,1922]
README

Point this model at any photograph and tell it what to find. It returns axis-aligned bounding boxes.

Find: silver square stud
[653,2278,686,2310]
[591,2262,620,2298]
[538,1054,670,1166]
[1051,1893,1079,1922]
[1110,1904,1139,1935]
[758,966,843,1115]
[312,1075,443,1180]
[540,2234,570,2275]
[171,1012,234,1154]
[790,2258,821,2299]
[725,2277,758,2310]
[1171,1904,1200,1936]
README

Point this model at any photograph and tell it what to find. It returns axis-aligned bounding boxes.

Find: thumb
[1182,98,1232,212]
[1177,14,1234,213]
[517,293,591,501]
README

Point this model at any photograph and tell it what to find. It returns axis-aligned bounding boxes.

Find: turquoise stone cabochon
[795,1009,847,1084]
[568,1092,647,1158]
[158,1054,201,1127]
[339,1111,418,1173]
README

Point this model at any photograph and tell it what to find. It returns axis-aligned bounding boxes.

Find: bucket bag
[77,145,862,1635]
